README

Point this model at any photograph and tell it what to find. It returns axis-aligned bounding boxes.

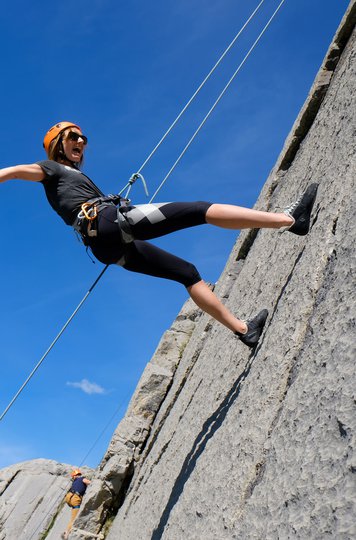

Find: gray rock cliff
[0,460,93,540]
[1,3,355,539]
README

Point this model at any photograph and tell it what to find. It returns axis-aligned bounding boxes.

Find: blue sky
[0,0,349,469]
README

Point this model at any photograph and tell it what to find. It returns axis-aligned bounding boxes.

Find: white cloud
[66,379,106,395]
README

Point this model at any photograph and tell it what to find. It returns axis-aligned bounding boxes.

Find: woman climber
[0,121,318,348]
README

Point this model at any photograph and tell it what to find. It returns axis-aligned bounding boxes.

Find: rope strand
[149,0,287,202]
[0,266,108,422]
[136,0,266,174]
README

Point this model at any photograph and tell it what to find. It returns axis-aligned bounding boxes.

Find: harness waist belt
[69,490,83,497]
[72,195,134,245]
[72,195,118,230]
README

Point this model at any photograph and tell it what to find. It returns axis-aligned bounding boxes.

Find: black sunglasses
[66,131,88,145]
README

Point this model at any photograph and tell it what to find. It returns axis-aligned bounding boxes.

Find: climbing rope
[135,0,266,176]
[149,0,287,202]
[125,0,266,198]
[0,0,286,422]
[120,172,149,200]
[0,267,108,422]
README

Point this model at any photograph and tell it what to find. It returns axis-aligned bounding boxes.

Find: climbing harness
[73,174,148,245]
[74,193,134,248]
[1,0,287,422]
[74,194,124,241]
[65,491,83,508]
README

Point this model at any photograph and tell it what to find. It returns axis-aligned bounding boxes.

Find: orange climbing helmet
[71,469,82,478]
[43,121,81,154]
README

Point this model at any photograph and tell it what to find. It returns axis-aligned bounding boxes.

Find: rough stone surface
[0,459,92,540]
[0,4,355,539]
[56,297,203,539]
[104,6,356,540]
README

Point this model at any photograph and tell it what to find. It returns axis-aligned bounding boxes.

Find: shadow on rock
[152,353,256,539]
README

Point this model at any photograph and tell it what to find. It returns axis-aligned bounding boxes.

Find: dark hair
[47,129,84,168]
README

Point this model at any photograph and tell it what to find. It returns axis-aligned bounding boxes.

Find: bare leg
[65,508,79,537]
[206,203,293,229]
[187,280,247,334]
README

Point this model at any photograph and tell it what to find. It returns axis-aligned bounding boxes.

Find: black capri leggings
[88,201,212,287]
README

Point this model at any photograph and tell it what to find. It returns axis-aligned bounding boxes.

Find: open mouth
[72,146,82,156]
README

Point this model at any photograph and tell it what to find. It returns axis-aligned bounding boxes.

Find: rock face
[1,3,355,539]
[0,459,92,540]
[103,4,356,539]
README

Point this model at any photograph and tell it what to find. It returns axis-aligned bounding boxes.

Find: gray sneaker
[283,183,319,236]
[235,309,268,348]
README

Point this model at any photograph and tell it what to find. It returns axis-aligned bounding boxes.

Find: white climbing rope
[149,0,287,202]
[135,0,266,176]
[0,267,108,422]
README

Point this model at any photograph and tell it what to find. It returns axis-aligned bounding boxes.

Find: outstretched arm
[0,164,45,183]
